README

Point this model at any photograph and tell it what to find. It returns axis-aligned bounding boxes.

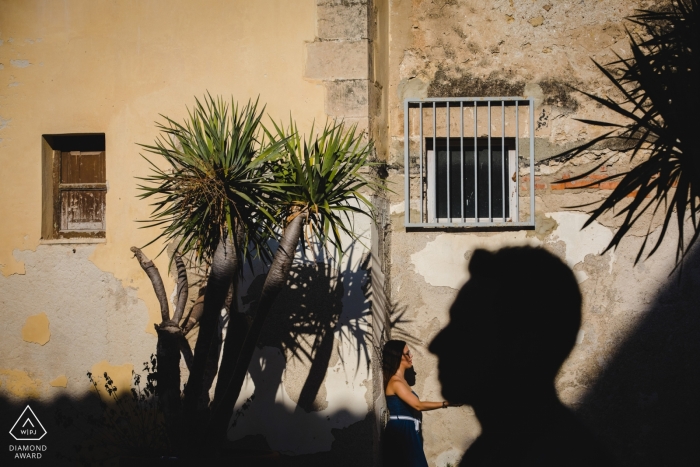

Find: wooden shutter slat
[60,190,106,231]
[61,151,105,183]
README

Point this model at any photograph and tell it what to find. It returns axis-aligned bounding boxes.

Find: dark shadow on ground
[575,247,700,466]
[0,392,374,467]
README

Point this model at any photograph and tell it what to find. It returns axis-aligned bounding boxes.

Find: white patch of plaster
[10,59,30,68]
[0,116,10,130]
[435,448,463,467]
[391,202,405,214]
[9,82,19,87]
[25,39,34,44]
[390,199,422,215]
[0,64,4,70]
[411,232,542,289]
[547,211,615,273]
[575,270,589,284]
[0,245,156,400]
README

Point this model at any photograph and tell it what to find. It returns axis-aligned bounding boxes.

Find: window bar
[460,101,464,222]
[529,98,535,223]
[488,101,492,222]
[446,102,451,221]
[501,101,505,221]
[419,103,424,223]
[473,101,478,222]
[515,100,520,222]
[404,99,410,226]
[433,101,437,223]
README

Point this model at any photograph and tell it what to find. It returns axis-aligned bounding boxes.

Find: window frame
[403,97,536,229]
[41,134,107,241]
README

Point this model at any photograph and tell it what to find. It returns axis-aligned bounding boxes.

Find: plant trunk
[212,283,249,405]
[155,319,184,450]
[183,231,238,435]
[207,213,306,446]
[130,247,184,450]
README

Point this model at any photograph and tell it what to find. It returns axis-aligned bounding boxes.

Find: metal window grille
[403,97,536,228]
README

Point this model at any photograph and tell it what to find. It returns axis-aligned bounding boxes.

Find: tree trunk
[155,319,184,449]
[207,212,306,445]
[211,297,249,407]
[183,231,238,432]
[130,247,184,450]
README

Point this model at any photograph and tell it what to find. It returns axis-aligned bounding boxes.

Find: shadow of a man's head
[429,247,581,407]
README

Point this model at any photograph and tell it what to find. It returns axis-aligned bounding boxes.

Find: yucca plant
[549,0,698,265]
[207,120,378,443]
[136,94,285,444]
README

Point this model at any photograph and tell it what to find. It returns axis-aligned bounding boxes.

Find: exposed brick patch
[600,181,619,190]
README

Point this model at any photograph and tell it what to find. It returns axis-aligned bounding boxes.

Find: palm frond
[548,0,699,265]
[137,94,285,268]
[264,119,382,260]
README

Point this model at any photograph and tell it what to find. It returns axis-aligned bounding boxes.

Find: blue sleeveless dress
[384,393,429,467]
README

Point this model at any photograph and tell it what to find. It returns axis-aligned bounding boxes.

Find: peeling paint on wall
[0,245,155,401]
[10,59,31,68]
[547,211,616,275]
[50,375,68,388]
[411,232,542,290]
[21,312,51,345]
[1,253,26,276]
[0,369,42,399]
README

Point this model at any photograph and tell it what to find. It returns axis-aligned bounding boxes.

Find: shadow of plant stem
[547,0,699,266]
[206,120,377,447]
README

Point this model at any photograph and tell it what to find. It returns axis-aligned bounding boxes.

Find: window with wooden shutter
[59,151,106,231]
[42,134,106,240]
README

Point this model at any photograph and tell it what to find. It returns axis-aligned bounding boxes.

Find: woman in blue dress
[382,339,457,467]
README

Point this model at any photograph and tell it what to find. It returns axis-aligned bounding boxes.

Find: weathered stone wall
[378,1,698,466]
[307,0,371,133]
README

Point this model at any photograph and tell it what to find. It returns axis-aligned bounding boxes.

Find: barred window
[403,98,535,228]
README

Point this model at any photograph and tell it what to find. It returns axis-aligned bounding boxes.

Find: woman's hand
[443,401,463,408]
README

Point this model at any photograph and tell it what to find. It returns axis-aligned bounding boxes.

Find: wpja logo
[8,406,47,460]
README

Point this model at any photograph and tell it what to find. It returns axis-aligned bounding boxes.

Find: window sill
[40,238,107,245]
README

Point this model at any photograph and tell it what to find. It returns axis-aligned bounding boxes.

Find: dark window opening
[427,137,514,220]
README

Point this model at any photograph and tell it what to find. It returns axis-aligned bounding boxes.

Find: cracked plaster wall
[375,0,689,465]
[0,245,153,401]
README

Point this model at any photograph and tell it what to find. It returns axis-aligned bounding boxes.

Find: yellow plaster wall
[89,361,134,399]
[0,0,325,335]
[0,369,43,399]
[49,375,68,388]
[21,312,51,345]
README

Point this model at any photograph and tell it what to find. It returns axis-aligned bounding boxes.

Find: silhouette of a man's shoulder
[460,407,613,466]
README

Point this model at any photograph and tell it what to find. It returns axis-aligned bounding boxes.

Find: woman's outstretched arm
[388,377,447,412]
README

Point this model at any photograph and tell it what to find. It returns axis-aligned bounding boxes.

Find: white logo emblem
[9,406,47,441]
